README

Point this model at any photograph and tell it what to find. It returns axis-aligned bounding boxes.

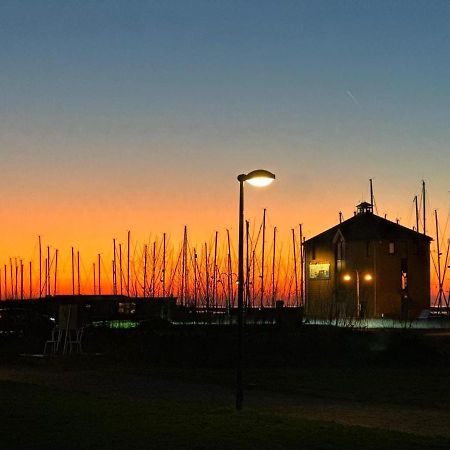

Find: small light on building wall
[364,274,373,282]
[343,274,352,282]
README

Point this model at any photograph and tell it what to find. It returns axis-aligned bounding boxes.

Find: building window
[336,239,345,273]
[388,241,395,255]
[401,267,408,290]
[309,262,330,280]
[337,240,344,260]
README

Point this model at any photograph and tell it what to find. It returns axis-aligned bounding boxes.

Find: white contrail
[346,90,360,106]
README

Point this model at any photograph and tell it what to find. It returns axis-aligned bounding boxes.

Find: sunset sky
[1,1,449,294]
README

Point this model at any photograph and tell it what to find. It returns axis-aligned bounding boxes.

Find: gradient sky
[1,1,449,292]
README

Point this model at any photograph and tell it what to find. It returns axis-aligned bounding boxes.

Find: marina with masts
[0,180,449,324]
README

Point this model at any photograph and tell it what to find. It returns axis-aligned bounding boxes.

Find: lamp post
[343,270,372,318]
[236,169,275,411]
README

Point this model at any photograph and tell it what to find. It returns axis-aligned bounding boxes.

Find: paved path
[0,364,449,439]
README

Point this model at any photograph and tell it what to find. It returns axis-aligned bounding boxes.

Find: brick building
[304,202,431,320]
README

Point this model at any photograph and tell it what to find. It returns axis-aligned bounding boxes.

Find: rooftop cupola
[356,201,373,215]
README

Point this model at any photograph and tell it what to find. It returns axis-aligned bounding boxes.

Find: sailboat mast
[213,231,218,308]
[370,178,374,207]
[162,233,166,297]
[113,239,117,295]
[184,228,189,305]
[152,241,156,297]
[245,220,250,308]
[414,196,419,232]
[98,254,102,295]
[443,241,450,309]
[38,236,42,298]
[54,249,58,296]
[292,228,299,307]
[180,235,185,305]
[127,231,131,297]
[47,247,50,297]
[93,263,96,295]
[299,223,304,307]
[7,260,10,299]
[205,242,209,311]
[187,228,191,304]
[422,180,426,236]
[181,228,187,305]
[77,250,81,295]
[4,265,7,300]
[272,226,276,307]
[261,208,266,308]
[251,250,255,308]
[119,244,123,295]
[193,248,198,308]
[143,244,148,298]
[20,260,24,300]
[71,247,75,296]
[15,258,18,300]
[112,259,115,295]
[10,259,13,299]
[226,229,232,312]
[435,209,443,308]
[29,261,32,299]
[44,258,47,298]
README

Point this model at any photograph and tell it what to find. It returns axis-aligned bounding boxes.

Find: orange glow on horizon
[0,177,446,303]
[0,221,442,304]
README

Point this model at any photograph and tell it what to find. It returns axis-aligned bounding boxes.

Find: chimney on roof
[356,201,373,215]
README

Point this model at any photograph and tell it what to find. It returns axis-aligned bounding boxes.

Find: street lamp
[236,169,275,411]
[342,270,373,318]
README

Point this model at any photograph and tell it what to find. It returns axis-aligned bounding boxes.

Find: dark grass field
[1,375,449,450]
[1,324,450,449]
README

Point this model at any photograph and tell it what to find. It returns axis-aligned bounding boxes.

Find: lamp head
[238,169,276,187]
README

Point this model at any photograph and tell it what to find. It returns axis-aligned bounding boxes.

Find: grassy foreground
[2,326,450,449]
[1,378,449,450]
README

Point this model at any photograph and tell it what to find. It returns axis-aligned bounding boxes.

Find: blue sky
[0,0,449,253]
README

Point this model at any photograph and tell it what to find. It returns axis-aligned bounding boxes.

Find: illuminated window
[309,263,330,280]
[388,242,395,255]
[118,302,136,315]
[401,270,408,290]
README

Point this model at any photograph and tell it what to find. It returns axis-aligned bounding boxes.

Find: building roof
[305,212,433,244]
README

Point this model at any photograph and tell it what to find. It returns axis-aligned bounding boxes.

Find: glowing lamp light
[343,274,352,282]
[364,274,373,282]
[243,169,276,187]
[246,176,274,187]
